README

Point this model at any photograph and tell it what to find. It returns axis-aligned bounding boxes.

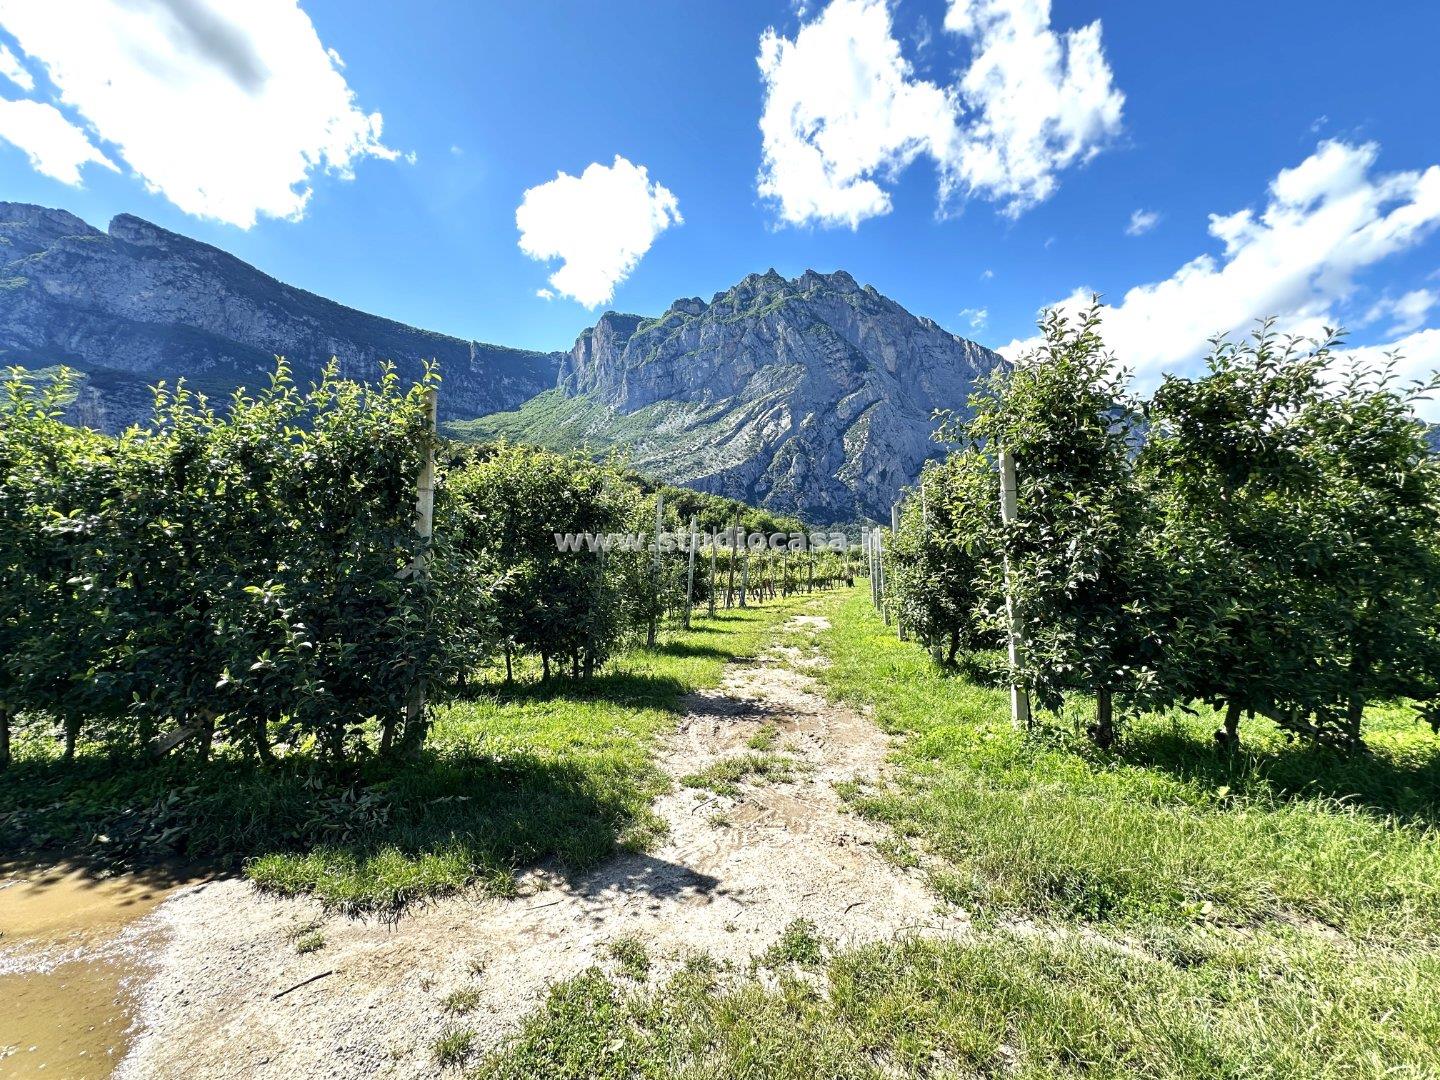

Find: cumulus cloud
[0,97,115,184]
[535,288,554,301]
[1125,208,1159,236]
[1363,288,1438,337]
[0,41,33,90]
[0,0,400,227]
[755,0,1123,228]
[941,0,1124,216]
[756,0,955,228]
[516,155,682,308]
[960,306,988,329]
[1001,141,1440,390]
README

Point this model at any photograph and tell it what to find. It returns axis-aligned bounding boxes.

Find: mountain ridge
[0,202,1002,522]
[0,202,561,430]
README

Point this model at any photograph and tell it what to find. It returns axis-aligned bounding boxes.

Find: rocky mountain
[455,269,1002,523]
[0,202,1002,524]
[0,203,560,431]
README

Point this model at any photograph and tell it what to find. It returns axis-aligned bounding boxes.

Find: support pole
[878,526,889,626]
[647,491,663,647]
[999,447,1031,730]
[892,502,906,641]
[726,509,739,609]
[402,388,437,752]
[739,527,749,608]
[708,530,717,618]
[684,515,697,629]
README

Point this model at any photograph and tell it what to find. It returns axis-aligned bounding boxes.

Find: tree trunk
[1345,693,1365,746]
[63,714,80,764]
[1215,700,1241,751]
[572,654,580,679]
[0,705,10,770]
[947,626,960,666]
[541,651,551,682]
[255,713,277,765]
[1090,688,1115,750]
[196,711,216,763]
[504,647,513,685]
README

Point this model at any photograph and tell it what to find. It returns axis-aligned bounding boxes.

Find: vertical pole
[739,527,749,608]
[867,529,877,608]
[999,447,1031,730]
[726,508,739,609]
[403,387,437,750]
[708,531,717,618]
[647,491,663,647]
[892,502,906,641]
[684,515,698,629]
[878,526,889,626]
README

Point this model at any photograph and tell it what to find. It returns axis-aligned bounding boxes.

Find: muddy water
[0,862,204,1078]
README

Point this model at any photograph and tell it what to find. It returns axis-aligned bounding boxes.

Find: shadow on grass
[0,740,657,914]
[1124,725,1440,824]
[455,670,692,712]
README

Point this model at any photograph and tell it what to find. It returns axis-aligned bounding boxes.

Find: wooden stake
[999,447,1031,730]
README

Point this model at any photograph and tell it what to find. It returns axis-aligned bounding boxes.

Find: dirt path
[116,612,963,1078]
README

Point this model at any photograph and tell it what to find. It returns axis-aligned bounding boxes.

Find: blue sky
[1,0,1439,401]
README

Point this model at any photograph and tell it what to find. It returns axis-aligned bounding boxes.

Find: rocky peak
[546,267,1002,522]
[0,202,100,266]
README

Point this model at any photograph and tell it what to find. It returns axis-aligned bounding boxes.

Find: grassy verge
[808,590,1440,941]
[0,598,809,912]
[477,926,1440,1079]
[474,588,1440,1079]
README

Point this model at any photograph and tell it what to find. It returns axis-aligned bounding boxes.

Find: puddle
[0,861,207,1078]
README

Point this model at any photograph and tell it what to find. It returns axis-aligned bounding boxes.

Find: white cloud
[941,0,1124,216]
[0,0,399,227]
[1002,141,1440,388]
[535,288,554,301]
[516,155,681,308]
[960,306,988,329]
[0,41,33,90]
[1363,288,1438,337]
[980,267,994,280]
[1125,208,1159,236]
[756,0,955,228]
[0,97,115,184]
[755,0,1122,228]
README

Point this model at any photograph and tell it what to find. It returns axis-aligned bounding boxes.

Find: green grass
[441,987,483,1015]
[476,930,1440,1079]
[292,930,325,954]
[432,1026,477,1069]
[812,590,1440,942]
[606,933,651,980]
[680,752,796,796]
[475,597,1440,1077]
[1,599,811,913]
[745,723,779,751]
